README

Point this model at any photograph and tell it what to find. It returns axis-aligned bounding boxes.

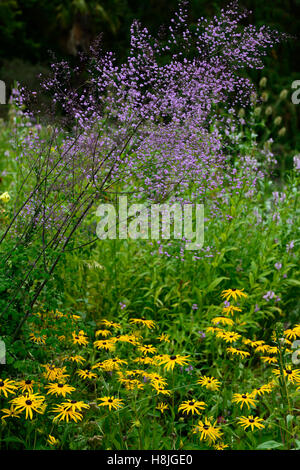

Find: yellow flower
[197,376,221,391]
[156,402,168,414]
[272,366,300,384]
[98,396,124,411]
[76,369,97,380]
[214,442,229,450]
[130,318,156,329]
[45,382,76,397]
[221,289,247,301]
[216,331,241,343]
[232,393,257,410]
[100,319,121,329]
[10,393,46,420]
[95,329,112,338]
[93,339,116,351]
[0,378,17,397]
[47,435,59,446]
[222,305,242,316]
[226,347,250,359]
[101,357,128,371]
[29,333,46,345]
[42,364,69,382]
[178,399,206,415]
[153,386,171,396]
[261,356,278,365]
[72,331,89,346]
[0,192,10,203]
[212,317,234,326]
[61,399,90,412]
[158,354,190,371]
[157,333,170,343]
[237,415,265,431]
[193,417,223,444]
[1,405,22,420]
[68,355,86,365]
[52,404,83,423]
[250,384,272,398]
[17,379,35,394]
[138,344,157,355]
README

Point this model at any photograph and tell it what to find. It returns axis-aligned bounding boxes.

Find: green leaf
[256,440,284,450]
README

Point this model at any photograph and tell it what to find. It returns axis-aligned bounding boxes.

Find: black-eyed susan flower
[237,415,265,431]
[52,404,83,423]
[95,329,112,338]
[221,289,247,301]
[156,402,168,413]
[158,354,190,371]
[272,366,300,384]
[255,344,270,354]
[17,379,35,394]
[29,333,47,345]
[226,347,250,359]
[133,356,154,365]
[0,378,17,397]
[77,369,97,380]
[10,393,46,420]
[261,356,278,365]
[45,382,76,397]
[178,399,206,415]
[197,376,221,391]
[42,364,69,382]
[47,435,59,446]
[120,379,144,391]
[138,344,157,355]
[284,329,299,341]
[98,396,124,411]
[212,317,234,326]
[102,358,127,371]
[222,305,242,316]
[153,386,171,396]
[61,399,90,412]
[149,374,168,388]
[214,442,229,450]
[93,339,116,351]
[232,393,257,410]
[193,417,223,444]
[68,355,86,365]
[1,405,21,420]
[130,318,156,329]
[157,333,170,343]
[72,331,89,346]
[216,331,241,343]
[101,320,121,329]
[250,384,272,398]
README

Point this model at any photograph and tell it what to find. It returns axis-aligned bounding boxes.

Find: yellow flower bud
[0,192,10,203]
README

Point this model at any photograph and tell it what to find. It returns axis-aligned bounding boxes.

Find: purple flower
[263,291,275,301]
[274,262,282,270]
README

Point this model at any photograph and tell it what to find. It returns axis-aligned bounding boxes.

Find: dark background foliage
[0,0,299,147]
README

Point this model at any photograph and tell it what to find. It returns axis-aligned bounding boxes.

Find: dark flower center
[25,380,32,385]
[170,355,177,360]
[71,400,77,404]
[286,369,292,374]
[58,383,64,388]
[249,419,254,423]
[189,401,195,406]
[25,400,32,406]
[242,395,247,399]
[108,399,113,403]
[203,425,209,430]
[0,381,4,387]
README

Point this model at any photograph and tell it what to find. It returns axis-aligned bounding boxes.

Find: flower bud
[261,91,269,102]
[0,191,10,203]
[279,89,288,100]
[265,106,273,116]
[278,127,286,137]
[254,107,261,117]
[274,116,282,126]
[259,77,267,87]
